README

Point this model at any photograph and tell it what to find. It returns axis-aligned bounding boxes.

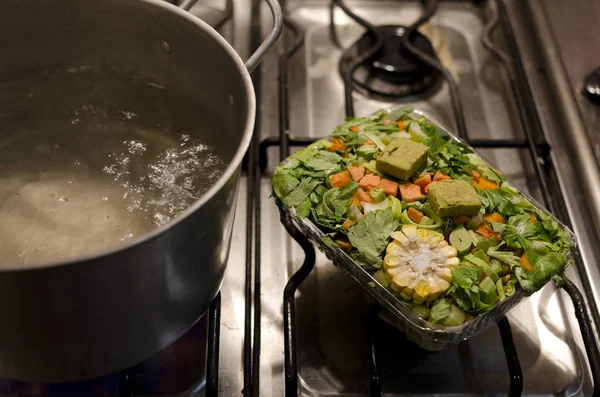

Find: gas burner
[340,25,442,101]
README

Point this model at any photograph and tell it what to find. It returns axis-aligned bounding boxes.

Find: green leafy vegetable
[282,178,322,207]
[272,172,300,199]
[347,208,398,268]
[370,188,387,203]
[312,182,359,230]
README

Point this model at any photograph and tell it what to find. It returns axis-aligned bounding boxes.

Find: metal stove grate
[252,0,600,396]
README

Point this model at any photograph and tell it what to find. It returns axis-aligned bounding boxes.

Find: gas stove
[4,1,600,396]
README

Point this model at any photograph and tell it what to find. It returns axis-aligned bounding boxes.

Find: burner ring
[340,25,442,101]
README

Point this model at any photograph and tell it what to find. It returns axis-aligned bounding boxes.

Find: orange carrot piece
[474,222,498,239]
[407,207,424,224]
[336,239,353,252]
[350,125,360,133]
[433,171,451,181]
[413,173,432,189]
[364,140,374,145]
[343,219,356,231]
[399,183,423,203]
[484,212,506,224]
[472,170,481,181]
[520,254,533,272]
[453,216,470,225]
[378,178,399,196]
[355,188,374,203]
[359,174,381,190]
[328,137,346,152]
[473,177,499,190]
[329,170,351,188]
[348,165,366,182]
[528,213,537,223]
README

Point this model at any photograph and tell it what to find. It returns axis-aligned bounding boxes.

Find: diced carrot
[399,183,423,203]
[472,177,499,190]
[343,219,356,231]
[504,274,511,282]
[328,137,346,152]
[394,121,406,130]
[350,125,360,133]
[433,171,451,181]
[383,119,393,125]
[424,183,432,194]
[378,178,399,196]
[359,174,381,190]
[329,170,351,188]
[364,140,374,145]
[356,188,374,203]
[348,165,365,182]
[474,222,499,239]
[336,238,353,252]
[528,213,537,223]
[407,207,424,224]
[484,212,506,224]
[520,254,533,272]
[413,173,432,189]
[351,191,362,207]
[453,216,470,225]
[472,170,481,181]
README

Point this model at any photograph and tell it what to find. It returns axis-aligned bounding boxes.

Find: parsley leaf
[347,208,398,269]
[282,178,321,207]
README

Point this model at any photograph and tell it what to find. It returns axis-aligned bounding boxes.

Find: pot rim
[1,0,256,272]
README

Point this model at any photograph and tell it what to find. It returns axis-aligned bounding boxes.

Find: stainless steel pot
[0,0,281,382]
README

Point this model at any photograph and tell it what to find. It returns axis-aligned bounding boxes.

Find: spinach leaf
[515,235,567,294]
[282,178,321,207]
[347,208,398,269]
[312,182,358,230]
[302,151,344,174]
[429,298,451,324]
[295,198,312,219]
[272,172,300,199]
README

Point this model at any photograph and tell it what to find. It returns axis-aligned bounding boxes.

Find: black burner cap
[340,25,442,100]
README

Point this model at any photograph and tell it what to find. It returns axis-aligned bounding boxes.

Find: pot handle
[178,0,283,73]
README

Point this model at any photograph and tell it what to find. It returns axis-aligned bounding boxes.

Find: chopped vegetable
[359,174,381,190]
[473,176,499,190]
[449,226,473,256]
[433,171,451,181]
[336,238,353,252]
[272,108,574,328]
[484,212,506,224]
[379,178,399,196]
[348,165,365,182]
[399,183,423,203]
[520,254,532,272]
[329,170,351,188]
[413,173,432,189]
[384,225,459,303]
[407,207,424,224]
[356,187,374,204]
[328,137,346,152]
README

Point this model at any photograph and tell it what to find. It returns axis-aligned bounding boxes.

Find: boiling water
[0,67,227,266]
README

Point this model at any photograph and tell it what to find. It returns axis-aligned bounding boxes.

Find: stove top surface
[256,1,595,396]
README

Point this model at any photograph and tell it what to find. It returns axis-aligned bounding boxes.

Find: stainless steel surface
[254,1,595,395]
[506,0,600,349]
[0,0,263,382]
[524,0,600,239]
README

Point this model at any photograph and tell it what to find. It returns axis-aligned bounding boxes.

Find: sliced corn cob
[384,225,459,304]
